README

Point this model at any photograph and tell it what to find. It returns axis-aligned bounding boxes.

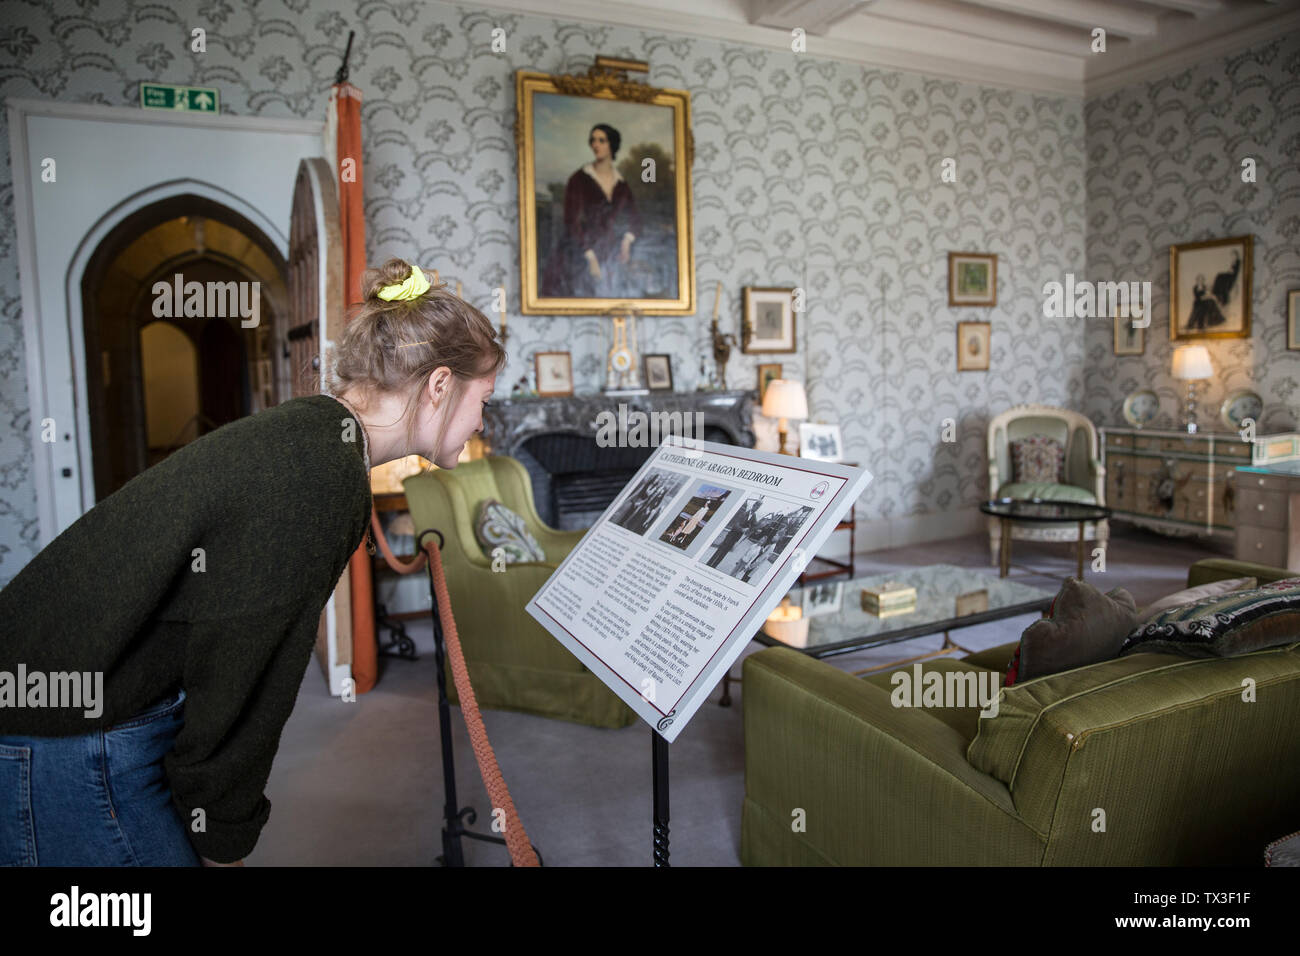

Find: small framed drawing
[956,321,991,371]
[1169,234,1252,340]
[1114,311,1145,355]
[742,287,796,353]
[1288,289,1300,350]
[799,422,843,462]
[644,354,674,391]
[534,351,574,397]
[757,363,782,403]
[948,252,997,307]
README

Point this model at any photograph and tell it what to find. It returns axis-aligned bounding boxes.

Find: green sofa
[403,455,637,729]
[741,558,1300,865]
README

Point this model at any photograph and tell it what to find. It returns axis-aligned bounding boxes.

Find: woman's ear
[426,366,453,405]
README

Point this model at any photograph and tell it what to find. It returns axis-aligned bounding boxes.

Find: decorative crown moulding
[470,0,1300,100]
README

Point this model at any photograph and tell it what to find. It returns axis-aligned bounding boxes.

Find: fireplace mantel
[482,389,756,456]
[481,390,757,528]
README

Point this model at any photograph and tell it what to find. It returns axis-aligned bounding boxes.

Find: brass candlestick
[708,281,737,390]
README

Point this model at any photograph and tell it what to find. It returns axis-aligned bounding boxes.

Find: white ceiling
[456,0,1300,96]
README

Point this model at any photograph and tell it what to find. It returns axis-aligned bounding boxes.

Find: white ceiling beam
[1133,0,1225,18]
[866,0,1100,57]
[957,0,1161,38]
[748,0,876,35]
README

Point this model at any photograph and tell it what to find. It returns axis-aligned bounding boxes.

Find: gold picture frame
[948,252,997,307]
[515,61,696,315]
[742,287,797,353]
[1287,289,1299,351]
[1113,311,1145,355]
[757,362,782,402]
[956,321,991,371]
[534,351,574,397]
[1169,235,1252,340]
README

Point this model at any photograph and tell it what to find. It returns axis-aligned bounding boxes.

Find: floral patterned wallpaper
[1083,32,1300,435]
[0,0,1091,581]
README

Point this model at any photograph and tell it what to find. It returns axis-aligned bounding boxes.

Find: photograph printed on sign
[608,467,688,536]
[655,481,734,556]
[703,495,815,585]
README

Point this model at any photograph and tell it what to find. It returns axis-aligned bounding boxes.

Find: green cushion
[996,481,1096,504]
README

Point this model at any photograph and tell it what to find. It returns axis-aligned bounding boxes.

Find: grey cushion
[1017,578,1138,682]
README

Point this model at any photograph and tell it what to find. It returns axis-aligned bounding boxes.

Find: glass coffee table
[718,563,1053,705]
[980,498,1112,579]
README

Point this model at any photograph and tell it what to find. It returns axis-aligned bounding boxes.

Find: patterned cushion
[1136,576,1257,625]
[1011,435,1064,484]
[1120,576,1300,658]
[474,498,545,564]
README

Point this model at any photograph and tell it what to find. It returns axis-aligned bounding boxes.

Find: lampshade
[761,379,808,419]
[1172,345,1213,380]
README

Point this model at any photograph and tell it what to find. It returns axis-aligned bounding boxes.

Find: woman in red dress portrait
[541,123,642,299]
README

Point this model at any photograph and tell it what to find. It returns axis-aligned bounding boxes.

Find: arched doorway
[79,197,289,499]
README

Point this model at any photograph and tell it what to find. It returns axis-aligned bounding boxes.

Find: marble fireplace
[482,390,757,529]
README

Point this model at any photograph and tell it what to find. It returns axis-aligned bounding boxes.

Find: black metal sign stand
[653,729,670,866]
[419,528,542,867]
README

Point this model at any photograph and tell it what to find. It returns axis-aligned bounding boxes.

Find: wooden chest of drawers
[1100,427,1300,539]
[1233,468,1300,569]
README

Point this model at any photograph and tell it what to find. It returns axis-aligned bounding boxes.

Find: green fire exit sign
[140,82,219,113]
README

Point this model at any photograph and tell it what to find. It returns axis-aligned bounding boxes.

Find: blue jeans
[0,688,200,866]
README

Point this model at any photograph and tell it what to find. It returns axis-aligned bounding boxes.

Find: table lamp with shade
[761,379,808,454]
[1172,345,1213,434]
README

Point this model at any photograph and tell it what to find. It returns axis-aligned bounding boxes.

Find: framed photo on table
[743,287,797,353]
[515,61,696,315]
[948,252,997,306]
[1170,235,1252,340]
[535,351,574,397]
[799,423,843,462]
[956,321,991,371]
[644,353,674,390]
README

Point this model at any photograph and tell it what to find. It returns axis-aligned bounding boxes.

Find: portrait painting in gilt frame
[516,59,696,315]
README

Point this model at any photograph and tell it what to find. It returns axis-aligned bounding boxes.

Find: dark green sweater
[0,394,370,862]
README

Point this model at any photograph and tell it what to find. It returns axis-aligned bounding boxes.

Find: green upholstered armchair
[987,404,1108,566]
[740,559,1300,866]
[402,455,637,729]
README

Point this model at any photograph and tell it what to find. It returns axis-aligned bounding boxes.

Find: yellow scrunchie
[377,265,431,301]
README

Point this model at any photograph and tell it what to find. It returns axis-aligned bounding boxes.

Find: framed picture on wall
[644,353,674,390]
[757,363,782,402]
[948,252,997,307]
[1170,235,1252,340]
[1114,311,1145,355]
[956,321,991,371]
[515,60,696,315]
[1288,289,1300,351]
[535,351,574,397]
[743,287,796,353]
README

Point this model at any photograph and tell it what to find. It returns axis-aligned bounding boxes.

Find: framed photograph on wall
[956,321,991,371]
[948,252,997,307]
[1114,311,1145,355]
[644,353,674,390]
[757,363,782,403]
[1170,235,1252,340]
[1288,289,1300,351]
[535,351,574,397]
[799,422,843,462]
[515,61,696,315]
[743,287,796,353]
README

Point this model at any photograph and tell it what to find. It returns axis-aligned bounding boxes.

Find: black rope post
[652,729,670,867]
[419,529,464,866]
